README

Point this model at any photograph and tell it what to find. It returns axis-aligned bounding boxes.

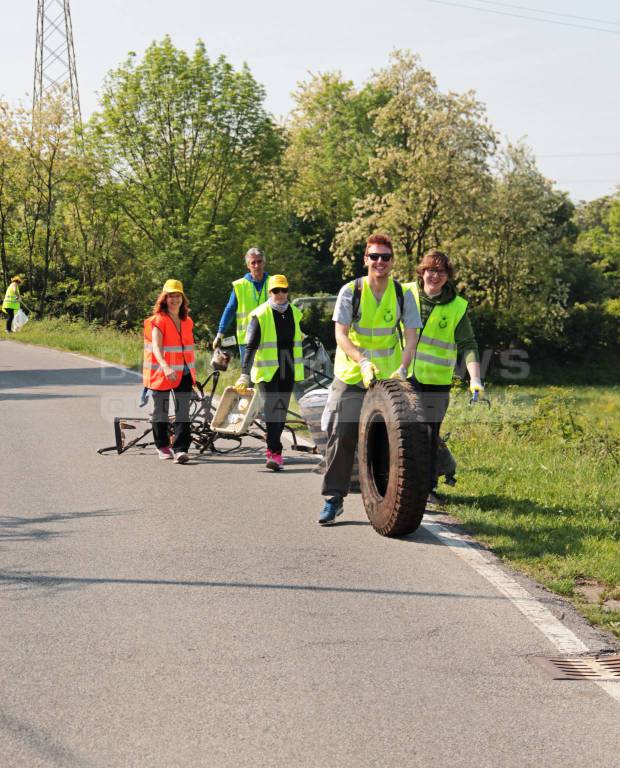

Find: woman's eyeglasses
[271,288,288,295]
[367,252,393,262]
[425,268,447,277]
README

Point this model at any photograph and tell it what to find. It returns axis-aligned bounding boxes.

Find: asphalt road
[1,340,619,768]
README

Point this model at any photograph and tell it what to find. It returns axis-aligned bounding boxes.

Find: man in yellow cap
[2,276,23,333]
[213,247,269,361]
[234,274,305,470]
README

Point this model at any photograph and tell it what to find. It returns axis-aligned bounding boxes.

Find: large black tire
[359,379,432,537]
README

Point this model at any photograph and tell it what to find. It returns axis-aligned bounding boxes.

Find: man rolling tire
[319,233,422,525]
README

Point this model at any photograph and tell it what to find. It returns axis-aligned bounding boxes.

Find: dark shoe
[318,496,344,525]
[427,490,445,508]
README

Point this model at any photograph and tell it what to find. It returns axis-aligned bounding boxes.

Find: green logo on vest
[384,309,394,323]
[439,316,448,329]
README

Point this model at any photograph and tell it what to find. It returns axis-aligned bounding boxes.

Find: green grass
[4,317,242,388]
[442,383,620,638]
[5,320,620,636]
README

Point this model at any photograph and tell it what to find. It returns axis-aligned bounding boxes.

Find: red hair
[152,292,190,319]
[364,233,393,257]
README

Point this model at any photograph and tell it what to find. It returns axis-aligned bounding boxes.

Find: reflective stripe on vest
[250,302,304,384]
[406,282,468,385]
[142,313,196,390]
[233,277,269,345]
[334,277,402,385]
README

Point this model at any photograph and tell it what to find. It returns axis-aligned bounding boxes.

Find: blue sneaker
[318,496,344,525]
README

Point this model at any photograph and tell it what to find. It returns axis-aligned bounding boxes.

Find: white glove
[212,332,223,350]
[359,358,379,388]
[234,374,250,392]
[390,365,408,381]
[469,377,485,396]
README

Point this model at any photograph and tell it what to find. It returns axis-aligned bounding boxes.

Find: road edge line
[422,519,620,704]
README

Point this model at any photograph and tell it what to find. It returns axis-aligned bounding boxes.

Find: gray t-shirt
[332,279,422,329]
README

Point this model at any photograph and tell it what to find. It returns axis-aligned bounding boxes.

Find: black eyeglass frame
[270,287,289,295]
[367,252,393,263]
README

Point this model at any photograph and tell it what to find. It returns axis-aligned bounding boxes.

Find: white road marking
[423,519,620,703]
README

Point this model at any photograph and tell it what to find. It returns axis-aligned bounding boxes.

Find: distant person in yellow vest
[402,249,482,506]
[213,247,269,362]
[143,279,196,464]
[2,276,23,333]
[234,275,304,471]
[319,234,422,525]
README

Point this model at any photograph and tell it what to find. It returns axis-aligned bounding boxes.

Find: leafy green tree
[90,38,286,322]
[12,92,76,316]
[457,144,574,347]
[333,51,497,279]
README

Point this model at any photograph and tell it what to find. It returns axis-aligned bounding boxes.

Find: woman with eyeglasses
[403,249,482,506]
[234,275,305,471]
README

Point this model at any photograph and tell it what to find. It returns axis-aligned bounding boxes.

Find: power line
[553,179,619,184]
[539,152,620,159]
[473,1,620,28]
[427,0,620,35]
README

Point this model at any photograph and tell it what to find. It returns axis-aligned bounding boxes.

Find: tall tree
[332,51,497,279]
[90,37,285,319]
[457,144,573,346]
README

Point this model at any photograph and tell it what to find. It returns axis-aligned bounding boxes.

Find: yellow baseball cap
[268,274,288,291]
[11,275,23,283]
[162,279,185,295]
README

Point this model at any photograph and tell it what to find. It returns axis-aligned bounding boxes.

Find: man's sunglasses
[367,252,393,262]
[270,287,288,295]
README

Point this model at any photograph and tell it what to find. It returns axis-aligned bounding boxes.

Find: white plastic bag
[12,309,29,332]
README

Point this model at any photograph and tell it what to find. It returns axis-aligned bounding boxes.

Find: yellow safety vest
[404,282,468,385]
[2,283,20,312]
[233,277,269,345]
[334,277,402,385]
[250,302,305,384]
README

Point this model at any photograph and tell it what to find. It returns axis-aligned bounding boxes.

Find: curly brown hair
[152,291,190,319]
[416,249,455,281]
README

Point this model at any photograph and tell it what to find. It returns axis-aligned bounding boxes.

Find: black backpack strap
[393,279,405,349]
[351,277,363,323]
[393,279,404,319]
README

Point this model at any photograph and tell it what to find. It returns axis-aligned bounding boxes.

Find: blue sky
[1,0,618,202]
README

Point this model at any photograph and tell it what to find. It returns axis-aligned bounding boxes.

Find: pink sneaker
[158,447,173,460]
[266,451,283,471]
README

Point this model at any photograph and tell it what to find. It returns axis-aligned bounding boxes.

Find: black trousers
[409,379,450,491]
[151,372,194,452]
[5,308,14,332]
[259,365,294,453]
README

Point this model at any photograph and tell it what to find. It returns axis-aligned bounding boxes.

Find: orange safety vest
[143,312,196,390]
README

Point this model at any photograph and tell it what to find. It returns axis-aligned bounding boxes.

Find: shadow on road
[0,367,138,390]
[0,711,95,768]
[0,392,90,401]
[0,508,139,546]
[0,569,515,603]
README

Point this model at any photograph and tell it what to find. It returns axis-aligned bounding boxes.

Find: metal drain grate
[531,654,620,681]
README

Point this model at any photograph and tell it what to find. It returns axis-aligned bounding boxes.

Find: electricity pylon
[33,0,82,125]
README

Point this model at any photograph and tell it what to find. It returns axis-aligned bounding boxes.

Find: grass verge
[442,384,620,639]
[3,317,241,387]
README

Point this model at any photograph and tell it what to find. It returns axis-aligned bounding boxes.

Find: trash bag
[12,309,29,332]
